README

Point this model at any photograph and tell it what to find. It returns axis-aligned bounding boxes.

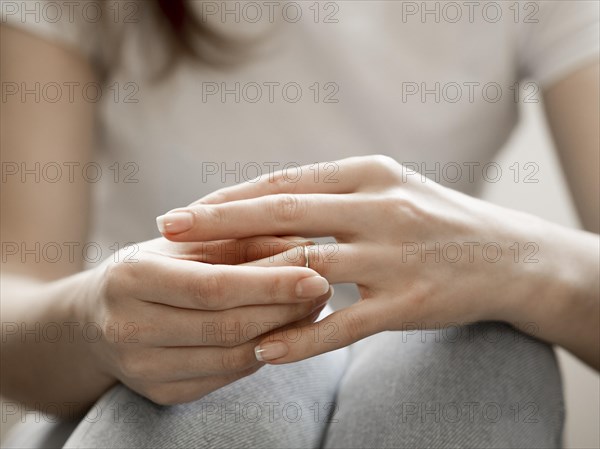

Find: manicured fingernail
[313,286,334,307]
[156,211,194,234]
[309,305,327,321]
[326,286,335,299]
[296,276,330,299]
[254,341,288,362]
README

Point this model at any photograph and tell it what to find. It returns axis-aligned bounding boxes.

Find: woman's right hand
[80,237,331,405]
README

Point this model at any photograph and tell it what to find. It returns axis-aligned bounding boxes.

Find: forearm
[1,271,116,417]
[505,218,599,369]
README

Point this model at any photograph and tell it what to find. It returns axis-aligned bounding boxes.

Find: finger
[245,243,372,285]
[141,289,334,347]
[133,255,331,310]
[163,236,314,265]
[148,340,262,381]
[158,193,360,242]
[253,300,384,364]
[190,156,377,205]
[148,303,328,381]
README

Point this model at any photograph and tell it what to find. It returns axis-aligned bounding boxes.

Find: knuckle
[380,195,407,212]
[217,313,243,347]
[198,205,225,227]
[268,170,298,194]
[397,163,417,182]
[267,275,284,302]
[367,155,402,183]
[103,260,136,302]
[378,194,421,222]
[99,312,120,341]
[98,306,133,345]
[370,154,397,170]
[220,347,254,372]
[269,194,306,223]
[339,311,368,342]
[200,190,227,205]
[220,333,239,348]
[193,271,227,309]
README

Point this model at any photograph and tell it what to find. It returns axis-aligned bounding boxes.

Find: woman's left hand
[156,155,580,364]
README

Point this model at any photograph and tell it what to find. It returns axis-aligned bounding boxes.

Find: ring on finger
[304,245,310,269]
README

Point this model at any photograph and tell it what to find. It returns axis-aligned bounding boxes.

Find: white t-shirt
[2,0,599,251]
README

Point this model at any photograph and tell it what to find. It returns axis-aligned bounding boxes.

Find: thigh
[63,347,349,449]
[323,322,564,449]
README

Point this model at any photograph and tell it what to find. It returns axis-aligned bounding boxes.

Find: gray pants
[4,323,564,449]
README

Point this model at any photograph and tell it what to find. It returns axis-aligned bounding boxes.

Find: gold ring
[304,245,310,268]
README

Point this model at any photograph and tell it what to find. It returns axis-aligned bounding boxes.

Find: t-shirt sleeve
[517,0,599,88]
[0,0,105,67]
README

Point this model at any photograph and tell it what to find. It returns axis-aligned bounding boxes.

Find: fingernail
[254,341,288,362]
[326,286,335,299]
[296,276,330,299]
[313,286,335,308]
[309,304,327,321]
[156,211,194,234]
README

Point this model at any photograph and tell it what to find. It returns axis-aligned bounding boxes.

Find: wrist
[41,269,118,400]
[69,267,118,381]
[501,218,599,355]
[1,271,117,411]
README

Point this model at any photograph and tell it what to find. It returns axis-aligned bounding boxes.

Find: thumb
[253,300,383,364]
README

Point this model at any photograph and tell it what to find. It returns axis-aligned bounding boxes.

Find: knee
[65,347,349,449]
[325,323,564,449]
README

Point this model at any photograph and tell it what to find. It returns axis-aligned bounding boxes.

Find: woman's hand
[157,155,599,367]
[81,237,332,405]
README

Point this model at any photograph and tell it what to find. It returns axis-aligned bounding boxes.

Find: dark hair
[152,0,244,68]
